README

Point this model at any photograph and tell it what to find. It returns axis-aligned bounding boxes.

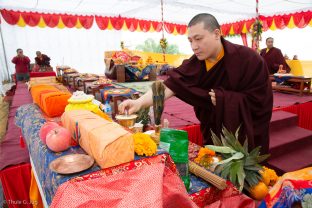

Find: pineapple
[206,127,270,192]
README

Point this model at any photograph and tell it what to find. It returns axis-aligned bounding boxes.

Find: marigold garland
[194,147,216,168]
[260,166,279,186]
[133,133,157,156]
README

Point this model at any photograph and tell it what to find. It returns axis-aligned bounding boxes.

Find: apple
[39,122,59,144]
[46,127,71,152]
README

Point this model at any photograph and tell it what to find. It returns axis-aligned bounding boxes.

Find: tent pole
[0,17,11,82]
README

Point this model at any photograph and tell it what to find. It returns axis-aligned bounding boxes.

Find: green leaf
[244,164,262,171]
[256,154,270,163]
[237,162,246,192]
[244,156,257,166]
[243,137,248,154]
[245,170,260,187]
[210,130,222,146]
[249,146,261,157]
[230,161,244,190]
[220,161,232,179]
[205,145,237,154]
[235,125,241,139]
[217,152,244,165]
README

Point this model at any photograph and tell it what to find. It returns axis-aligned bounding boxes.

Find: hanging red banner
[1,9,20,25]
[21,12,41,27]
[95,16,109,30]
[78,15,94,29]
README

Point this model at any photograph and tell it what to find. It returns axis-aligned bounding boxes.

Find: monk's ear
[213,29,221,40]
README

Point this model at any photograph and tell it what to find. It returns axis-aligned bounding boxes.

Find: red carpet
[0,82,32,170]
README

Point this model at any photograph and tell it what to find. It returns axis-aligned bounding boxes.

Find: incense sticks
[189,161,227,190]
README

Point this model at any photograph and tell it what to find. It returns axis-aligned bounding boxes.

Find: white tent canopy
[1,0,312,24]
[0,0,312,82]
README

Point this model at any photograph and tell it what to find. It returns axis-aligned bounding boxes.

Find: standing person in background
[35,51,51,67]
[11,48,30,81]
[260,37,290,74]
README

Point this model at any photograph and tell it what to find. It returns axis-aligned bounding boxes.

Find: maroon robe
[35,54,51,67]
[260,47,290,74]
[164,38,273,154]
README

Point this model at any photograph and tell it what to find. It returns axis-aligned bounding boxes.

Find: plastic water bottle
[104,101,112,118]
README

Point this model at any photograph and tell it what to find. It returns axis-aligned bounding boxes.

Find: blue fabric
[274,75,292,84]
[15,104,100,205]
[125,65,154,81]
[100,87,136,102]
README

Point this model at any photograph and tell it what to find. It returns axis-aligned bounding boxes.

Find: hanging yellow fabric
[17,15,26,27]
[29,169,44,208]
[57,17,65,29]
[229,25,235,35]
[241,23,248,33]
[269,19,277,31]
[136,24,142,32]
[121,21,128,31]
[172,26,178,36]
[287,16,296,29]
[75,19,83,29]
[37,17,46,28]
[107,19,114,30]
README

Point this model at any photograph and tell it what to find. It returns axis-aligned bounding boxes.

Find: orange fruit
[249,182,269,201]
[260,169,271,186]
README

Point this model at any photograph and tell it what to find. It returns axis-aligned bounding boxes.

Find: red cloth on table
[51,155,197,208]
[180,125,203,146]
[282,101,312,130]
[0,163,32,208]
[205,194,256,208]
[30,71,56,78]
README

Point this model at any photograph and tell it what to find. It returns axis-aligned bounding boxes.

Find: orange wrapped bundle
[61,110,134,168]
[40,91,71,117]
[30,85,71,117]
[30,85,59,105]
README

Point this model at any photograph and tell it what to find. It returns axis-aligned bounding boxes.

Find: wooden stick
[189,161,227,190]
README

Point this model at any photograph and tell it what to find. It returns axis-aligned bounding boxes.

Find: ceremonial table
[15,104,246,207]
[270,75,311,96]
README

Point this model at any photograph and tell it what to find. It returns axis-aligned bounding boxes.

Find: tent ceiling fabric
[1,0,311,24]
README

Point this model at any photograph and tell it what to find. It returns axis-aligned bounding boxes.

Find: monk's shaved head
[188,13,220,32]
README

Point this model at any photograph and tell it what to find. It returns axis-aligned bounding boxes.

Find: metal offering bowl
[49,154,94,174]
[115,114,138,128]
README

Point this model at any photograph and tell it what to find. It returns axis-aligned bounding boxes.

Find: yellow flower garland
[133,133,157,156]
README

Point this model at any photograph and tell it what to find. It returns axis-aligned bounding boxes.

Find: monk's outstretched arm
[118,87,175,114]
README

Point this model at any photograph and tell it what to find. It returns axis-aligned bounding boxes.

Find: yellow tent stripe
[136,24,141,32]
[122,21,128,30]
[57,17,65,29]
[172,26,178,36]
[107,19,114,30]
[287,16,296,29]
[309,18,312,27]
[17,15,26,27]
[270,19,277,31]
[229,25,235,35]
[38,16,46,28]
[241,23,248,33]
[75,19,83,29]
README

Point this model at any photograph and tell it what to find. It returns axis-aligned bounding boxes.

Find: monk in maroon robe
[119,14,273,154]
[260,37,290,74]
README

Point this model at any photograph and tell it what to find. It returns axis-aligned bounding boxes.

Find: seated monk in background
[260,37,290,74]
[35,51,51,67]
[119,13,273,154]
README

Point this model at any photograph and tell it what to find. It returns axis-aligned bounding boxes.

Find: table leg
[300,81,304,96]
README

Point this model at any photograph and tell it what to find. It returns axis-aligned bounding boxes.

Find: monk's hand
[118,99,141,115]
[209,89,216,106]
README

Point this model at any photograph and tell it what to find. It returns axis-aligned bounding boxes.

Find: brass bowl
[49,154,94,174]
[115,114,137,128]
